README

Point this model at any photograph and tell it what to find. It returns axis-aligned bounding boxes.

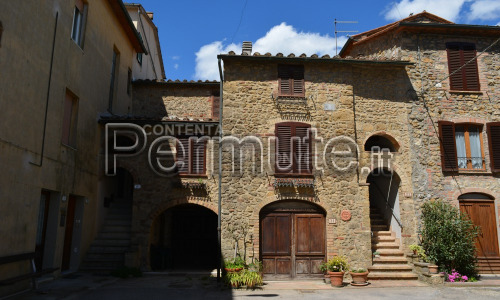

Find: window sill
[448,90,483,94]
[276,95,306,99]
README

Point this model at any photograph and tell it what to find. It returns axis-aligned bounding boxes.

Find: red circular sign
[341,210,351,221]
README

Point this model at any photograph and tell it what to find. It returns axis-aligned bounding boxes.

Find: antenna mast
[334,19,358,56]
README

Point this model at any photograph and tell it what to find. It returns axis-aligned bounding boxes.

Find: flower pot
[412,249,418,255]
[328,271,345,287]
[225,267,243,273]
[428,265,438,274]
[350,271,369,285]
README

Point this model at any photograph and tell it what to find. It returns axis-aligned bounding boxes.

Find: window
[487,122,500,172]
[275,122,312,174]
[127,68,132,95]
[278,64,304,97]
[108,48,119,112]
[62,91,78,147]
[211,94,220,119]
[71,0,87,48]
[438,121,484,171]
[176,137,206,175]
[446,42,480,91]
[137,53,142,66]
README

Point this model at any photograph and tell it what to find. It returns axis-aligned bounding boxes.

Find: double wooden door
[261,213,325,279]
[460,200,500,257]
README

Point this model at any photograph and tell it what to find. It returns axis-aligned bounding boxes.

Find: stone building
[0,0,162,296]
[341,11,500,273]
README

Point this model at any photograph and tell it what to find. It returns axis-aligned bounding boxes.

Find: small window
[446,42,480,91]
[278,65,304,97]
[71,0,87,48]
[275,122,312,174]
[127,68,132,95]
[137,53,142,66]
[62,91,79,148]
[176,137,207,175]
[108,48,119,112]
[487,122,500,172]
[438,121,485,171]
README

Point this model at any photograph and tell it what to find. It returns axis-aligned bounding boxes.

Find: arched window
[458,193,494,200]
[364,135,398,152]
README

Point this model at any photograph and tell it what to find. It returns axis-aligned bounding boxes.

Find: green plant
[372,251,380,256]
[248,260,262,273]
[110,266,142,278]
[319,262,328,273]
[239,269,263,288]
[224,271,241,287]
[420,200,479,277]
[350,268,367,273]
[326,255,349,272]
[225,256,246,269]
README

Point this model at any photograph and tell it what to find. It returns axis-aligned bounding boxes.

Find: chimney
[242,41,252,55]
[147,12,154,20]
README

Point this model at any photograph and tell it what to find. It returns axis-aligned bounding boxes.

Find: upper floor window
[71,0,87,48]
[62,91,79,148]
[446,42,480,91]
[438,121,484,171]
[176,137,207,175]
[278,64,304,97]
[275,122,312,174]
[487,122,500,172]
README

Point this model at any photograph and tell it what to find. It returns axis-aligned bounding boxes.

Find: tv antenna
[334,19,358,56]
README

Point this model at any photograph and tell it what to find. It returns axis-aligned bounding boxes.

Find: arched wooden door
[260,201,325,280]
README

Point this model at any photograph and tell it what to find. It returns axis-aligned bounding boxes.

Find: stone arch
[453,188,497,201]
[363,131,401,152]
[115,161,141,185]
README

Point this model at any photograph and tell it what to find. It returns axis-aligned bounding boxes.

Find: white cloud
[174,64,179,70]
[468,0,500,20]
[194,23,347,80]
[384,0,467,22]
[194,41,240,80]
[497,21,500,25]
[172,56,180,60]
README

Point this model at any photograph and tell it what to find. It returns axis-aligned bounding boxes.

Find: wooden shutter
[211,96,220,119]
[292,65,304,97]
[446,43,480,91]
[192,138,206,174]
[438,121,458,171]
[278,65,304,97]
[278,65,291,96]
[294,125,311,173]
[276,124,293,173]
[487,122,500,172]
[176,137,190,174]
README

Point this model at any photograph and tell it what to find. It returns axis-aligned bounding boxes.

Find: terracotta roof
[99,114,218,124]
[339,11,453,57]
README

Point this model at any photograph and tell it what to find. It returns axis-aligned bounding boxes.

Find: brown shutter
[276,124,292,173]
[294,125,311,173]
[438,121,458,171]
[291,65,304,97]
[487,122,500,172]
[278,65,291,96]
[447,45,464,91]
[211,96,220,119]
[462,45,480,91]
[176,137,190,174]
[192,138,206,174]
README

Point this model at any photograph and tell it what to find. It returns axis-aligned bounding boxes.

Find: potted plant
[320,262,330,284]
[224,271,241,288]
[326,255,348,287]
[428,264,439,274]
[372,251,380,258]
[350,268,369,286]
[409,244,424,256]
[239,269,263,289]
[224,256,245,272]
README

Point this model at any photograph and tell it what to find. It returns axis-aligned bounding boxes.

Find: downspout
[30,12,58,167]
[217,58,224,282]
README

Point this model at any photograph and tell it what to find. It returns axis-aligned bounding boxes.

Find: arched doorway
[150,204,218,271]
[260,200,325,280]
[367,168,402,239]
[459,193,499,259]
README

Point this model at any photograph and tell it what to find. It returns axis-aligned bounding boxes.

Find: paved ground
[8,273,500,300]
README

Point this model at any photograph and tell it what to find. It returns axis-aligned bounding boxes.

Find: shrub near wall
[420,200,479,277]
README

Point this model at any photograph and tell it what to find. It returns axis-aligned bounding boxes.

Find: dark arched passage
[150,204,218,270]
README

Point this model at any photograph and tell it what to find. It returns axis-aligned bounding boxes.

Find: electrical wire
[230,0,248,44]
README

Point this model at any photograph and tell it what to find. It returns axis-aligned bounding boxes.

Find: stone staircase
[368,207,417,280]
[80,201,132,273]
[478,257,500,274]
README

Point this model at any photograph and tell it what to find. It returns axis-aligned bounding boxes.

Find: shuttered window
[439,121,486,171]
[211,96,220,119]
[176,137,206,175]
[487,122,500,172]
[278,65,305,97]
[446,43,480,91]
[275,122,312,174]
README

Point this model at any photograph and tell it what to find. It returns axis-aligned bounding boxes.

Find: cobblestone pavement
[9,273,500,300]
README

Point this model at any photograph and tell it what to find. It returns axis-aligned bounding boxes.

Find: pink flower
[462,276,468,281]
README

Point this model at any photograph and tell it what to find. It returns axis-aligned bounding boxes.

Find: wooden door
[261,212,325,279]
[460,200,500,257]
[62,196,76,270]
[35,191,50,271]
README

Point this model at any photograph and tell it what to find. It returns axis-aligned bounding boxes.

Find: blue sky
[134,0,500,81]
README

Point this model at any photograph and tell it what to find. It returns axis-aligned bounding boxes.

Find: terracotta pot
[428,265,439,274]
[328,271,345,287]
[412,249,418,255]
[350,271,369,284]
[225,267,243,272]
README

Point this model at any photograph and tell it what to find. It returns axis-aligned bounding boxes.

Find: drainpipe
[30,12,58,167]
[217,58,224,282]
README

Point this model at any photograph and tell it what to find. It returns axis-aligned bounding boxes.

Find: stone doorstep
[260,280,427,290]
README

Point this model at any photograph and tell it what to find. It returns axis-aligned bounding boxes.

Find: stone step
[91,239,130,246]
[85,252,125,260]
[369,264,413,272]
[372,257,409,264]
[372,236,396,243]
[372,231,393,236]
[370,219,387,225]
[372,243,400,250]
[105,219,132,226]
[101,225,131,233]
[98,232,131,240]
[371,225,390,230]
[368,272,418,280]
[377,249,405,256]
[106,214,132,221]
[88,245,130,253]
